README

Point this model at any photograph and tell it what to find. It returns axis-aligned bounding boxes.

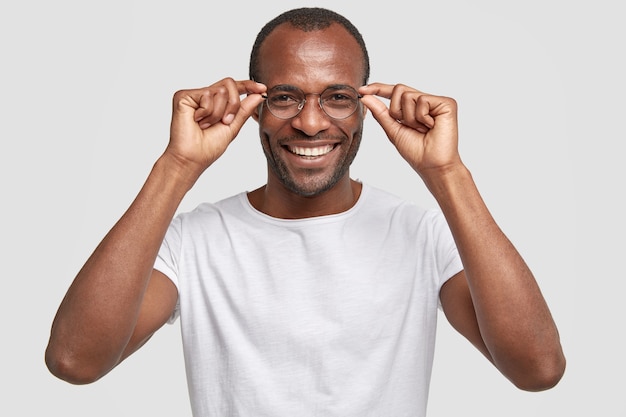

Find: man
[46,7,565,416]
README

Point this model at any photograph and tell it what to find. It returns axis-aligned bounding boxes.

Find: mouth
[286,144,336,158]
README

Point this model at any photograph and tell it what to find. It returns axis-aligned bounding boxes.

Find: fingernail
[223,113,235,124]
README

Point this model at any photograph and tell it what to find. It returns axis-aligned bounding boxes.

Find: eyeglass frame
[261,84,363,120]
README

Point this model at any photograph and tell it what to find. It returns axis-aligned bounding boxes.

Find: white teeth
[288,144,334,157]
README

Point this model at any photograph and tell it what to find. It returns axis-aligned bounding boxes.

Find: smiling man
[249,19,366,216]
[46,7,565,417]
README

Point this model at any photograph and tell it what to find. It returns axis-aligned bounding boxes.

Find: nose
[290,96,332,137]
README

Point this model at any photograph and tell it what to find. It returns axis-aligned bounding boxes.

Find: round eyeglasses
[262,85,362,120]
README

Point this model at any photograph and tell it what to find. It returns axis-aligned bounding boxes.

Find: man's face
[254,23,366,197]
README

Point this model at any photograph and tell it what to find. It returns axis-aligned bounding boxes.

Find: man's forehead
[262,22,354,50]
[254,22,365,86]
[260,25,359,66]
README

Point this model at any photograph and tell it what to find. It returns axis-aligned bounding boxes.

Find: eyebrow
[270,84,301,92]
[269,84,357,92]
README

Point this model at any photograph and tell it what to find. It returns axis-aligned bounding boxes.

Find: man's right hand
[166,78,266,179]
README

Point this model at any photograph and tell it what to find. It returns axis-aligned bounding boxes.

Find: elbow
[45,344,110,385]
[509,352,566,392]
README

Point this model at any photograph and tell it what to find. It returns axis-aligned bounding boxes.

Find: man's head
[249,8,370,198]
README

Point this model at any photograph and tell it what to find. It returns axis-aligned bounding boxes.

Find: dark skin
[46,22,565,391]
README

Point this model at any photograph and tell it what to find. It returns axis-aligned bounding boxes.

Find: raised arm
[359,83,565,391]
[45,79,266,384]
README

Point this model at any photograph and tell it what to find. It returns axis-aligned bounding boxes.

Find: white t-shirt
[155,184,463,417]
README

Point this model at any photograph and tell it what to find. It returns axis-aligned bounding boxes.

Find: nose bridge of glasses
[299,92,323,112]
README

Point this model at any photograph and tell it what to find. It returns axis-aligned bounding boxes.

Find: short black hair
[249,7,370,85]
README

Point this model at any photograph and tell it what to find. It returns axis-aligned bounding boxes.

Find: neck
[247,176,362,219]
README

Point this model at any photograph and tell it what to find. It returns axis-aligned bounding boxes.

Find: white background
[2,0,624,415]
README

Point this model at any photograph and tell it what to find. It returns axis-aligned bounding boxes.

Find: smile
[287,144,335,157]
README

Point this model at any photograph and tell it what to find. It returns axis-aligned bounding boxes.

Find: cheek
[258,115,285,155]
[258,111,274,141]
[259,111,292,142]
[344,116,364,141]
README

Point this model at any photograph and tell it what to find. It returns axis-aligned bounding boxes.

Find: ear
[252,101,262,122]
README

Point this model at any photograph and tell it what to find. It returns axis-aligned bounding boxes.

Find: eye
[327,92,354,101]
[269,92,301,107]
[322,90,358,108]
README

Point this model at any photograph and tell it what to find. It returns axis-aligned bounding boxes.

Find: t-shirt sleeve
[429,209,464,299]
[153,215,182,323]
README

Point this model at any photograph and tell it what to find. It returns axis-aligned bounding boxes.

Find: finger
[221,78,267,125]
[195,93,216,128]
[398,92,435,131]
[237,79,267,95]
[414,95,436,129]
[199,80,266,126]
[359,82,427,99]
[181,79,266,130]
[192,85,230,126]
[360,93,431,136]
[358,82,396,100]
[225,92,266,137]
[219,78,246,125]
[223,80,267,125]
[359,94,404,141]
[195,101,226,128]
[172,89,209,126]
[361,83,431,130]
[413,94,457,129]
[385,84,427,126]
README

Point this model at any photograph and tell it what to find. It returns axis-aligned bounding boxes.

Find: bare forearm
[46,153,196,381]
[424,163,565,388]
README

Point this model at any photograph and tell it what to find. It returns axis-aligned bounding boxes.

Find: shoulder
[176,192,248,220]
[360,184,434,221]
[359,184,453,239]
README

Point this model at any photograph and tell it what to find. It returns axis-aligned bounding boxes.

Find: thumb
[360,95,402,141]
[228,93,265,136]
